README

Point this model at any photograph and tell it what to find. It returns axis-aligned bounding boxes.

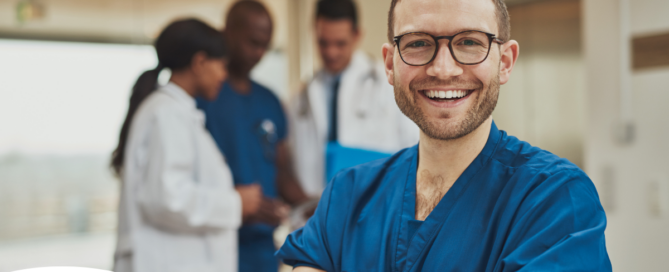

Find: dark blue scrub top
[277,122,612,272]
[197,81,287,272]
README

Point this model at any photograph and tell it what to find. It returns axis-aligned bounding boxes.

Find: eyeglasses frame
[393,30,504,66]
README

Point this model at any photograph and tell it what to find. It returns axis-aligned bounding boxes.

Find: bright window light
[0,39,157,155]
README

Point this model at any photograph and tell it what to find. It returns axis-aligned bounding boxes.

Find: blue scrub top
[276,122,612,272]
[197,81,287,272]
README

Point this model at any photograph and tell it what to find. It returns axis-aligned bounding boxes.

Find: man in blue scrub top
[198,1,310,272]
[276,0,612,271]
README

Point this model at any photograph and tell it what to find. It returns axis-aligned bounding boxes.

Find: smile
[421,89,474,101]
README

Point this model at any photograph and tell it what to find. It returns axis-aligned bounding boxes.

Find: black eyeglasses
[393,30,504,66]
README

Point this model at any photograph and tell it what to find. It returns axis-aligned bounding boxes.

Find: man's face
[383,0,517,140]
[315,18,360,74]
[227,13,272,75]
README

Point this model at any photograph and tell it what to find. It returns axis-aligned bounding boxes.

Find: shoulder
[138,91,191,125]
[492,130,581,175]
[492,130,599,206]
[252,81,280,101]
[342,51,374,78]
[136,91,174,115]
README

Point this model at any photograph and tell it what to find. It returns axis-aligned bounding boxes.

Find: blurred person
[110,18,262,272]
[288,0,419,198]
[196,1,310,271]
[277,0,612,271]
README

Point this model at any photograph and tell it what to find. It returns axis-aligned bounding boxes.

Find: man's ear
[353,27,364,46]
[382,43,395,86]
[498,40,519,85]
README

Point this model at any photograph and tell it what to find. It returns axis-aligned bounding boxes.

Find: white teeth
[425,90,469,99]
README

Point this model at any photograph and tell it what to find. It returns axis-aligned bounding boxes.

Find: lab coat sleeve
[276,173,340,271]
[497,170,611,271]
[136,109,242,234]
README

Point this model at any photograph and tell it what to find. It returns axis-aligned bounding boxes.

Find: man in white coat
[288,0,419,198]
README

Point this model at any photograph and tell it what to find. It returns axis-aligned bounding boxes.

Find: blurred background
[0,0,667,271]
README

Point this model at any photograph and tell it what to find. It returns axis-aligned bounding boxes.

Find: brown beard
[394,74,500,140]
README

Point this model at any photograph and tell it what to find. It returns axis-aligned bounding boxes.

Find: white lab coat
[288,51,419,197]
[114,83,241,272]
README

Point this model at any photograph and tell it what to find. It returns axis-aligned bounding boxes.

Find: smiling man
[275,0,612,271]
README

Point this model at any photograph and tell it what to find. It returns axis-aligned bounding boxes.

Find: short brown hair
[387,0,510,43]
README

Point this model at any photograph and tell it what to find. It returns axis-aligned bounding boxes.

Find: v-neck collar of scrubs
[395,121,503,272]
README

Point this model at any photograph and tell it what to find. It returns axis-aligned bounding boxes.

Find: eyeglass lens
[398,31,491,65]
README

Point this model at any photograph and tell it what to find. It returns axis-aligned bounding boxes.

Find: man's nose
[326,45,339,57]
[426,42,464,79]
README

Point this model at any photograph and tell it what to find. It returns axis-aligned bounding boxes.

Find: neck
[169,71,198,98]
[417,117,493,186]
[228,70,252,94]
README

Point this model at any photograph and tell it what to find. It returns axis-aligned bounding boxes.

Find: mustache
[409,77,484,92]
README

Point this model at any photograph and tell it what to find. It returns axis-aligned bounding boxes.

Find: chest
[334,162,521,272]
[206,92,283,154]
[337,194,505,272]
[202,91,283,194]
[414,171,457,221]
[307,78,401,151]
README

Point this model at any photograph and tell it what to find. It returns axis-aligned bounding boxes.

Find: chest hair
[415,169,453,221]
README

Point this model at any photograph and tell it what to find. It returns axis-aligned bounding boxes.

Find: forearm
[276,140,310,206]
[277,171,309,205]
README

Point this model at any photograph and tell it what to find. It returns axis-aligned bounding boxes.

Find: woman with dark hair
[111,18,262,272]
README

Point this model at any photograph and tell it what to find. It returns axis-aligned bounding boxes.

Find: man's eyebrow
[395,28,494,37]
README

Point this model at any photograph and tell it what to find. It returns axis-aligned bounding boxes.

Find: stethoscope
[256,119,278,161]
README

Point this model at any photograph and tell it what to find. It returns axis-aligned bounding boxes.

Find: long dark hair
[111,18,227,176]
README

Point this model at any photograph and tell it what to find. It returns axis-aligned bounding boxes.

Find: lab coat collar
[320,71,341,88]
[161,82,205,125]
[307,50,374,140]
[316,50,369,83]
[161,82,197,110]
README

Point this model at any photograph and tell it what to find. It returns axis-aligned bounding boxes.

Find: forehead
[234,12,272,39]
[394,0,498,36]
[316,18,355,37]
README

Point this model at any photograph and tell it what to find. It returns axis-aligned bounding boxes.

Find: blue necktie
[328,77,340,142]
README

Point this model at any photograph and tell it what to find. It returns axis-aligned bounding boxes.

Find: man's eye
[408,41,428,47]
[462,39,480,46]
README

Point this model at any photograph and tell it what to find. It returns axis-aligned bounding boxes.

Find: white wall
[495,0,585,167]
[584,0,669,271]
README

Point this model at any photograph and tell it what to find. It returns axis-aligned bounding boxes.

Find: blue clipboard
[325,142,393,183]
